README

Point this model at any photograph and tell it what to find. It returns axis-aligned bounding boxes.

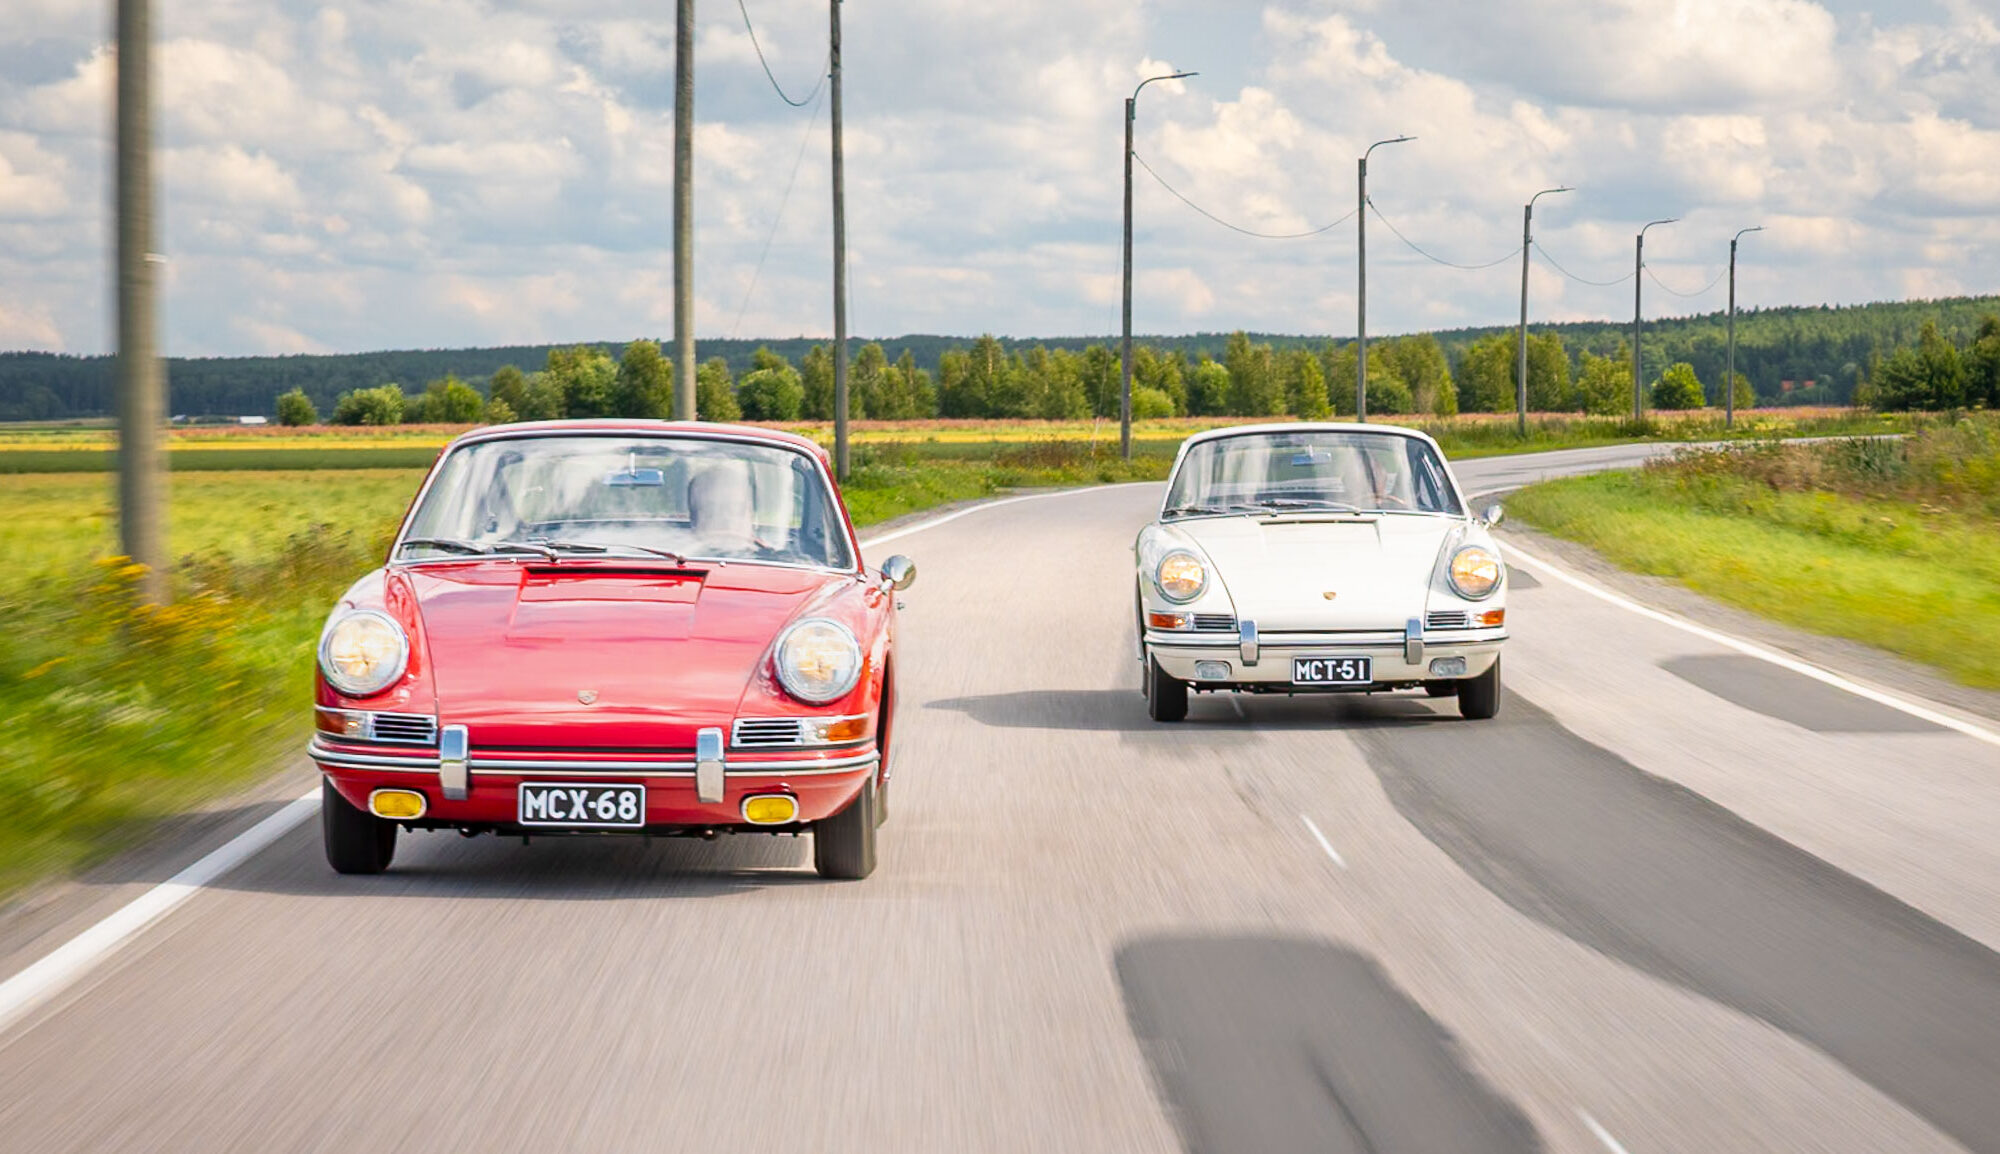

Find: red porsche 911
[309,421,914,879]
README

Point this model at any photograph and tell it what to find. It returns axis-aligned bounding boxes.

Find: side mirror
[1480,503,1505,527]
[881,555,917,591]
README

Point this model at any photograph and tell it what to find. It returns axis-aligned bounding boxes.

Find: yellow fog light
[369,789,427,820]
[742,795,800,825]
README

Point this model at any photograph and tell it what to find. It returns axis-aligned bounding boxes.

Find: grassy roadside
[1507,419,2000,689]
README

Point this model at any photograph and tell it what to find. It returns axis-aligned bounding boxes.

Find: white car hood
[1175,514,1455,632]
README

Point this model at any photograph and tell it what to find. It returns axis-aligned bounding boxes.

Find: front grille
[367,713,439,744]
[1425,610,1470,629]
[732,718,804,748]
[1191,614,1237,631]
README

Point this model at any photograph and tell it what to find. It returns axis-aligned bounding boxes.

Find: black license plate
[1292,656,1372,685]
[517,783,646,828]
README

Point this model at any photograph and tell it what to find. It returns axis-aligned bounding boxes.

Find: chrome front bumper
[1145,622,1504,686]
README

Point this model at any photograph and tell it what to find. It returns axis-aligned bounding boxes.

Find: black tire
[815,776,877,879]
[1423,682,1458,698]
[322,778,397,874]
[1458,657,1501,720]
[1146,656,1188,723]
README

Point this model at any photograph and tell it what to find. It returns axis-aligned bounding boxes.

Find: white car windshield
[1163,430,1462,518]
[398,434,854,569]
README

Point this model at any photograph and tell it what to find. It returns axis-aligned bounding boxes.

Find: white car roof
[1175,421,1446,454]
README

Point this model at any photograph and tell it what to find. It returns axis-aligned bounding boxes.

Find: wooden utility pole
[830,0,849,480]
[673,0,696,420]
[116,0,168,603]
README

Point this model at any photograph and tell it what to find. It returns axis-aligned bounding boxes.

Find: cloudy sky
[1,0,1996,356]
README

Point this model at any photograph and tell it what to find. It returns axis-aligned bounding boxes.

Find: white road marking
[0,788,321,1039]
[1502,540,2000,750]
[857,481,1157,549]
[1578,1109,1636,1154]
[1300,815,1347,869]
[0,482,1162,1039]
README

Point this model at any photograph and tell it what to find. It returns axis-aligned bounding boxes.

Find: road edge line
[1501,539,2000,750]
[0,788,321,1040]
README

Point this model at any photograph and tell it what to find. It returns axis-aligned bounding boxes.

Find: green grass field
[0,408,1912,474]
[1508,423,2000,689]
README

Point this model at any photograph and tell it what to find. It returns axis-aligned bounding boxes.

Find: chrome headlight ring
[774,617,865,705]
[1154,550,1208,603]
[317,609,411,698]
[1447,545,1503,601]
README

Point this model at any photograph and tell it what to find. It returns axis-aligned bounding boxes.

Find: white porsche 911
[1134,423,1508,722]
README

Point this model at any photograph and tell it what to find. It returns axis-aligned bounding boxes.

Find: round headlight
[1448,546,1503,600]
[318,609,410,697]
[775,618,864,704]
[1156,551,1207,602]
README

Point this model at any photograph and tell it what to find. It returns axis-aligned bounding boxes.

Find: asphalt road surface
[6,443,2000,1153]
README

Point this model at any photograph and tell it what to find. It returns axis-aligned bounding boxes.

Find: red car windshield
[400,434,855,570]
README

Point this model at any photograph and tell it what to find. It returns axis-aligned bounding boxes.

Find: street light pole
[116,0,167,604]
[673,0,696,421]
[1356,135,1413,423]
[1632,217,1677,420]
[1517,186,1570,436]
[830,0,849,480]
[1726,226,1763,429]
[1120,69,1194,461]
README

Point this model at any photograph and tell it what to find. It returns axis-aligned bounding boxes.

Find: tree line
[6,294,2000,423]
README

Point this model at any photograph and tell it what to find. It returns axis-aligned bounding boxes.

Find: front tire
[322,778,397,874]
[1458,657,1501,720]
[815,776,878,879]
[1146,656,1188,723]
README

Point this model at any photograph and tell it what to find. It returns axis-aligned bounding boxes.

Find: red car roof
[449,420,831,464]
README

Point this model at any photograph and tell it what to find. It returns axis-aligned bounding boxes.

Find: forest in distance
[3,292,1998,423]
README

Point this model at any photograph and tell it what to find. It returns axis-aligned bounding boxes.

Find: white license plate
[517,783,646,828]
[1292,656,1372,685]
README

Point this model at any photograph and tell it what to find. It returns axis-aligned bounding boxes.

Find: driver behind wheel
[687,461,757,554]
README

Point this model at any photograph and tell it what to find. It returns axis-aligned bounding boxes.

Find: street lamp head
[1733,225,1765,242]
[1365,134,1415,159]
[1529,185,1572,207]
[1640,217,1679,237]
[1134,71,1197,100]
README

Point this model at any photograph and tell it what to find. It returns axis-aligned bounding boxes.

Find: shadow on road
[1116,934,1543,1154]
[926,688,1457,733]
[209,822,825,902]
[1351,692,2000,1154]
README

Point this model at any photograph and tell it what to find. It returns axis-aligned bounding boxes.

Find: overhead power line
[1365,199,1520,270]
[1644,263,1728,299]
[1531,240,1635,287]
[1132,151,1356,240]
[737,0,828,108]
[730,79,828,338]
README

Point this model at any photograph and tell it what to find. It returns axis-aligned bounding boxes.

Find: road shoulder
[1499,521,2000,727]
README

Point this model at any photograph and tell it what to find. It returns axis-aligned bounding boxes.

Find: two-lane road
[4,445,2000,1153]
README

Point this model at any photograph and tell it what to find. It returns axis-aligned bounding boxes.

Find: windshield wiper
[1164,503,1265,518]
[399,537,559,560]
[1256,498,1364,513]
[526,538,692,566]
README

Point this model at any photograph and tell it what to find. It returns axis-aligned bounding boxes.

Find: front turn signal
[1478,608,1506,627]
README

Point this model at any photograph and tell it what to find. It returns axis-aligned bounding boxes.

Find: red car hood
[406,561,839,751]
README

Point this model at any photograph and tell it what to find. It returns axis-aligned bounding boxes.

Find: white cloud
[0,0,1997,354]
